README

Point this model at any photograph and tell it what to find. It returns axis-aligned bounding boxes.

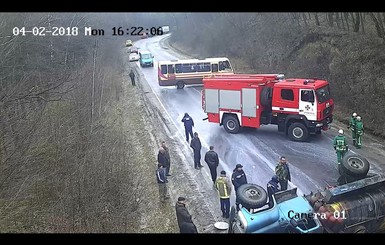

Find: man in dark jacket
[179,222,198,233]
[231,164,248,211]
[204,146,220,183]
[181,113,194,142]
[157,147,169,171]
[266,175,280,207]
[161,141,171,176]
[175,197,198,233]
[190,132,203,169]
[129,70,135,86]
[156,164,169,202]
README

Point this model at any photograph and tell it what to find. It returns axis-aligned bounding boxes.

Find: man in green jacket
[275,156,291,191]
[333,129,348,165]
[348,112,357,146]
[355,116,364,149]
[215,170,232,219]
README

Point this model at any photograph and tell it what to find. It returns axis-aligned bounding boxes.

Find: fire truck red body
[201,74,334,141]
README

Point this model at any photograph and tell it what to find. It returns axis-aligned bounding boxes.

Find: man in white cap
[333,129,348,165]
[355,116,364,149]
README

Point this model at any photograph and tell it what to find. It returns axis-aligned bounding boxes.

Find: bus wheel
[176,81,185,89]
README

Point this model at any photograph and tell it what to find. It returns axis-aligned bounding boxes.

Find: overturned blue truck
[229,153,385,233]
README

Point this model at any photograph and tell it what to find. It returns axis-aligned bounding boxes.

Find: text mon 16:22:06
[12,27,165,37]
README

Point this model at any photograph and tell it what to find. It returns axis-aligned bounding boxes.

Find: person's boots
[353,139,356,146]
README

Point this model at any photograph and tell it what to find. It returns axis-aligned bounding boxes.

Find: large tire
[236,184,268,209]
[261,87,272,107]
[341,153,370,178]
[176,81,185,89]
[288,122,309,142]
[223,115,240,134]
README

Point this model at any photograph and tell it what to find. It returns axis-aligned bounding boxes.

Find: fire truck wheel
[341,153,370,178]
[288,122,309,142]
[237,184,267,209]
[223,115,240,134]
[176,81,185,89]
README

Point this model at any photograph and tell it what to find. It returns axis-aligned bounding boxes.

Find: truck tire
[261,87,272,108]
[223,115,240,134]
[288,122,309,142]
[341,153,370,178]
[236,184,268,209]
[176,81,185,89]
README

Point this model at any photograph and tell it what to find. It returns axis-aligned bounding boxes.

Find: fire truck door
[299,89,316,121]
[242,88,257,117]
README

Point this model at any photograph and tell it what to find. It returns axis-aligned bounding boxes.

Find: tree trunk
[327,12,334,27]
[369,12,385,40]
[302,13,308,26]
[360,13,365,33]
[314,13,320,26]
[353,12,360,32]
[344,12,350,31]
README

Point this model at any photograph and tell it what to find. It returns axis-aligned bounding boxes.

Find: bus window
[203,62,211,72]
[219,62,224,71]
[219,61,231,71]
[161,65,167,74]
[167,64,174,74]
[182,63,193,73]
[175,64,182,73]
[220,60,231,70]
[212,63,218,72]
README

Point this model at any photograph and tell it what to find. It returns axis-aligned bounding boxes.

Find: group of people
[156,112,297,233]
[348,112,364,149]
[333,112,364,166]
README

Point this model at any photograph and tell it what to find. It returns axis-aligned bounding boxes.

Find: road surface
[130,34,385,202]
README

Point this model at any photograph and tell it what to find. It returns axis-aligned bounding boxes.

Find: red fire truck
[201,74,334,141]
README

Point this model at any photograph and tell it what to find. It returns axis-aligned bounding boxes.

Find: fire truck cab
[202,74,334,141]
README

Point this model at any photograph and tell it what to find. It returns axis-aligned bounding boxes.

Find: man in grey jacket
[204,146,220,184]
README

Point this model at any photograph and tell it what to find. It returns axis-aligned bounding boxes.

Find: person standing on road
[215,170,232,219]
[231,164,248,211]
[181,113,194,142]
[156,164,169,202]
[355,116,364,149]
[161,141,171,176]
[333,129,348,165]
[129,70,135,86]
[348,112,357,146]
[175,197,198,233]
[204,146,220,184]
[267,175,280,207]
[190,132,203,169]
[275,156,291,191]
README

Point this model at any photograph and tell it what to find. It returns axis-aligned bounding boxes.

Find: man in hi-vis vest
[215,170,232,219]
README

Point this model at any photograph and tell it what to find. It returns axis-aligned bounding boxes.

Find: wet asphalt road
[131,35,385,198]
